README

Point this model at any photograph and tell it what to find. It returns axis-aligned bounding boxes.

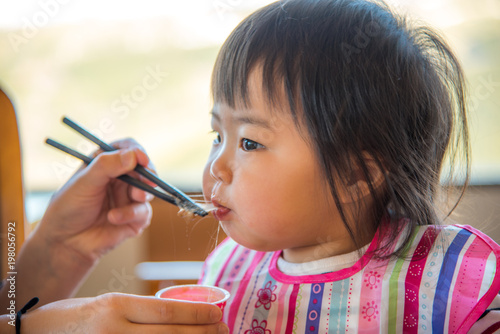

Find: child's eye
[211,131,221,145]
[241,138,264,151]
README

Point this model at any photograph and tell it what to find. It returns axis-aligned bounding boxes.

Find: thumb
[81,149,137,188]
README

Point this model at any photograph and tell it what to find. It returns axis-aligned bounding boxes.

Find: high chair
[0,86,28,279]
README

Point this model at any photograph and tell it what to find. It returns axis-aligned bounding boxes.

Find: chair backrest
[0,87,27,278]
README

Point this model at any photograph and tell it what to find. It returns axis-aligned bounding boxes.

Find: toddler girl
[199,0,500,332]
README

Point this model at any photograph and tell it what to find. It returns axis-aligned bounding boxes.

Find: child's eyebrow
[234,115,271,129]
[210,109,272,129]
[209,110,219,121]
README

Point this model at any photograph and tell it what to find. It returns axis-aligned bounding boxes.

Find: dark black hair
[211,0,469,258]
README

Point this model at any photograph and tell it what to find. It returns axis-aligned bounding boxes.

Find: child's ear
[339,152,386,203]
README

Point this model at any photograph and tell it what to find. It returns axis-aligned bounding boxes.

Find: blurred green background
[0,0,498,222]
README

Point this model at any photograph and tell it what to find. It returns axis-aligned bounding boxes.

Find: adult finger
[111,138,157,175]
[108,202,152,227]
[122,322,229,334]
[129,186,155,203]
[81,149,138,189]
[105,294,222,325]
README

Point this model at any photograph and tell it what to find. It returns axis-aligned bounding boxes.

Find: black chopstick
[58,117,208,217]
[45,138,178,206]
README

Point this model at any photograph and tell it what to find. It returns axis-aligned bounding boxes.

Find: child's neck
[282,236,367,263]
[282,216,377,264]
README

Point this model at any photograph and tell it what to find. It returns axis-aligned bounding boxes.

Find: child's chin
[231,235,281,253]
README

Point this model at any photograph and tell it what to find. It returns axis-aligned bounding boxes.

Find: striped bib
[200,224,500,333]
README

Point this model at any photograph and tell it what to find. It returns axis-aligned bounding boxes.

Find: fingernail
[120,150,135,169]
[218,323,229,334]
[145,193,155,201]
[210,307,222,322]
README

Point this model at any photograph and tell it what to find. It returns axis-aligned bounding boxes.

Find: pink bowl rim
[155,284,231,304]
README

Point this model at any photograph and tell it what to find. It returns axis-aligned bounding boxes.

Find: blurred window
[0,0,498,222]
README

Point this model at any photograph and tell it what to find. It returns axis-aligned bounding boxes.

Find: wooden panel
[451,185,500,243]
[0,88,27,279]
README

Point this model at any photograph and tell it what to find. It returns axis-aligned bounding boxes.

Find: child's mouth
[212,199,231,221]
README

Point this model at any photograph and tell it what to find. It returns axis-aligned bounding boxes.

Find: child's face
[203,72,356,261]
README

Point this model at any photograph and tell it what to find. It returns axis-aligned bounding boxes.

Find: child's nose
[209,149,233,184]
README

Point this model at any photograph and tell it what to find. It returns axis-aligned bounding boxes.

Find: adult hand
[35,138,156,263]
[1,138,163,309]
[20,293,228,334]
